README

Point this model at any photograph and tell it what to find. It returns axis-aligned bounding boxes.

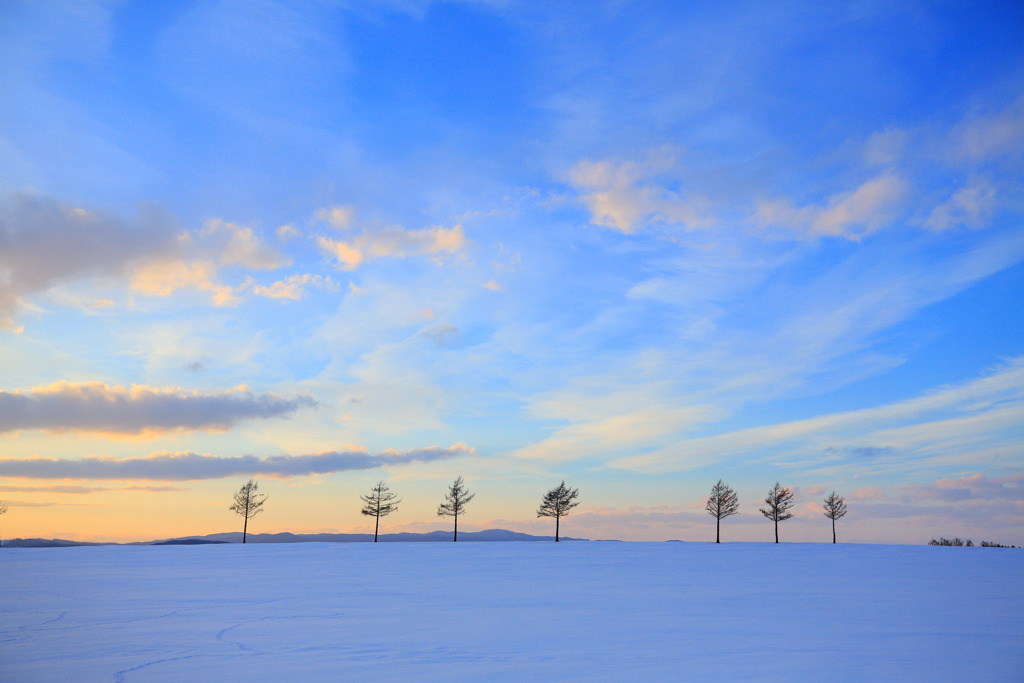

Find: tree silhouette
[705,479,740,543]
[437,476,475,542]
[360,480,400,542]
[0,499,7,548]
[759,482,795,543]
[822,490,848,544]
[229,478,267,543]
[537,480,580,542]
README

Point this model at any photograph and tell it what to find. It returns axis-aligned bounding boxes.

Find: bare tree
[437,476,475,542]
[229,478,267,543]
[822,490,848,544]
[705,479,740,543]
[360,480,400,542]
[759,482,795,544]
[0,499,7,548]
[537,480,580,542]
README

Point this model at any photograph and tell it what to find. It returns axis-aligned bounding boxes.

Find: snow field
[1,542,1022,681]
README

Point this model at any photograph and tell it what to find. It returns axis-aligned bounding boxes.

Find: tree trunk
[555,515,560,542]
[374,511,379,542]
[716,516,720,544]
[832,517,836,544]
[774,518,778,544]
[242,514,248,544]
[454,512,458,542]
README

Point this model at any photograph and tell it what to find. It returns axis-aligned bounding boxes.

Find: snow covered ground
[2,542,1022,681]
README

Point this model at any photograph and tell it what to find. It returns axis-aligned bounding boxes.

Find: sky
[1,0,1022,544]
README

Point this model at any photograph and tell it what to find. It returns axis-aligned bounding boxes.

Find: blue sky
[1,0,1022,543]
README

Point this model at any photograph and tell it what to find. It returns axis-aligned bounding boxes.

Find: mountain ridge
[2,528,592,547]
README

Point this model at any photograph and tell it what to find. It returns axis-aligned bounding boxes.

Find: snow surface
[2,542,1022,681]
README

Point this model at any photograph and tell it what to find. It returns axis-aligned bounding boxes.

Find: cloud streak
[0,484,181,494]
[0,443,473,480]
[0,382,314,435]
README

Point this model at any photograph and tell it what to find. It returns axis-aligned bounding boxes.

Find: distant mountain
[2,538,111,548]
[150,539,229,545]
[157,529,587,544]
[2,529,587,547]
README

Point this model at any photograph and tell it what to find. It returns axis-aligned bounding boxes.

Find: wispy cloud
[611,357,1024,474]
[0,382,314,436]
[0,443,473,480]
[513,378,724,463]
[315,205,355,229]
[923,180,997,231]
[4,500,95,508]
[756,173,908,240]
[420,323,460,348]
[277,224,299,240]
[201,219,289,270]
[912,471,1024,503]
[952,96,1024,163]
[242,273,338,301]
[568,151,714,233]
[317,224,468,271]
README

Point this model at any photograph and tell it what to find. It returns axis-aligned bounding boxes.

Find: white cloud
[953,97,1024,162]
[923,180,997,231]
[756,173,908,240]
[130,219,290,305]
[130,259,240,306]
[201,219,288,270]
[317,235,365,270]
[277,223,299,240]
[863,127,907,165]
[315,205,355,229]
[317,224,468,271]
[568,152,714,233]
[244,274,338,301]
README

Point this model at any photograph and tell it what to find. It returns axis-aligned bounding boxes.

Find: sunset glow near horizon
[1,1,1022,544]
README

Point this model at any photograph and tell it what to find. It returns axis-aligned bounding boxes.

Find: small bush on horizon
[929,537,970,546]
[929,537,1018,548]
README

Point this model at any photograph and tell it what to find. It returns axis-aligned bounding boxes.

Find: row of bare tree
[230,477,848,545]
[706,480,848,543]
[230,477,581,543]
